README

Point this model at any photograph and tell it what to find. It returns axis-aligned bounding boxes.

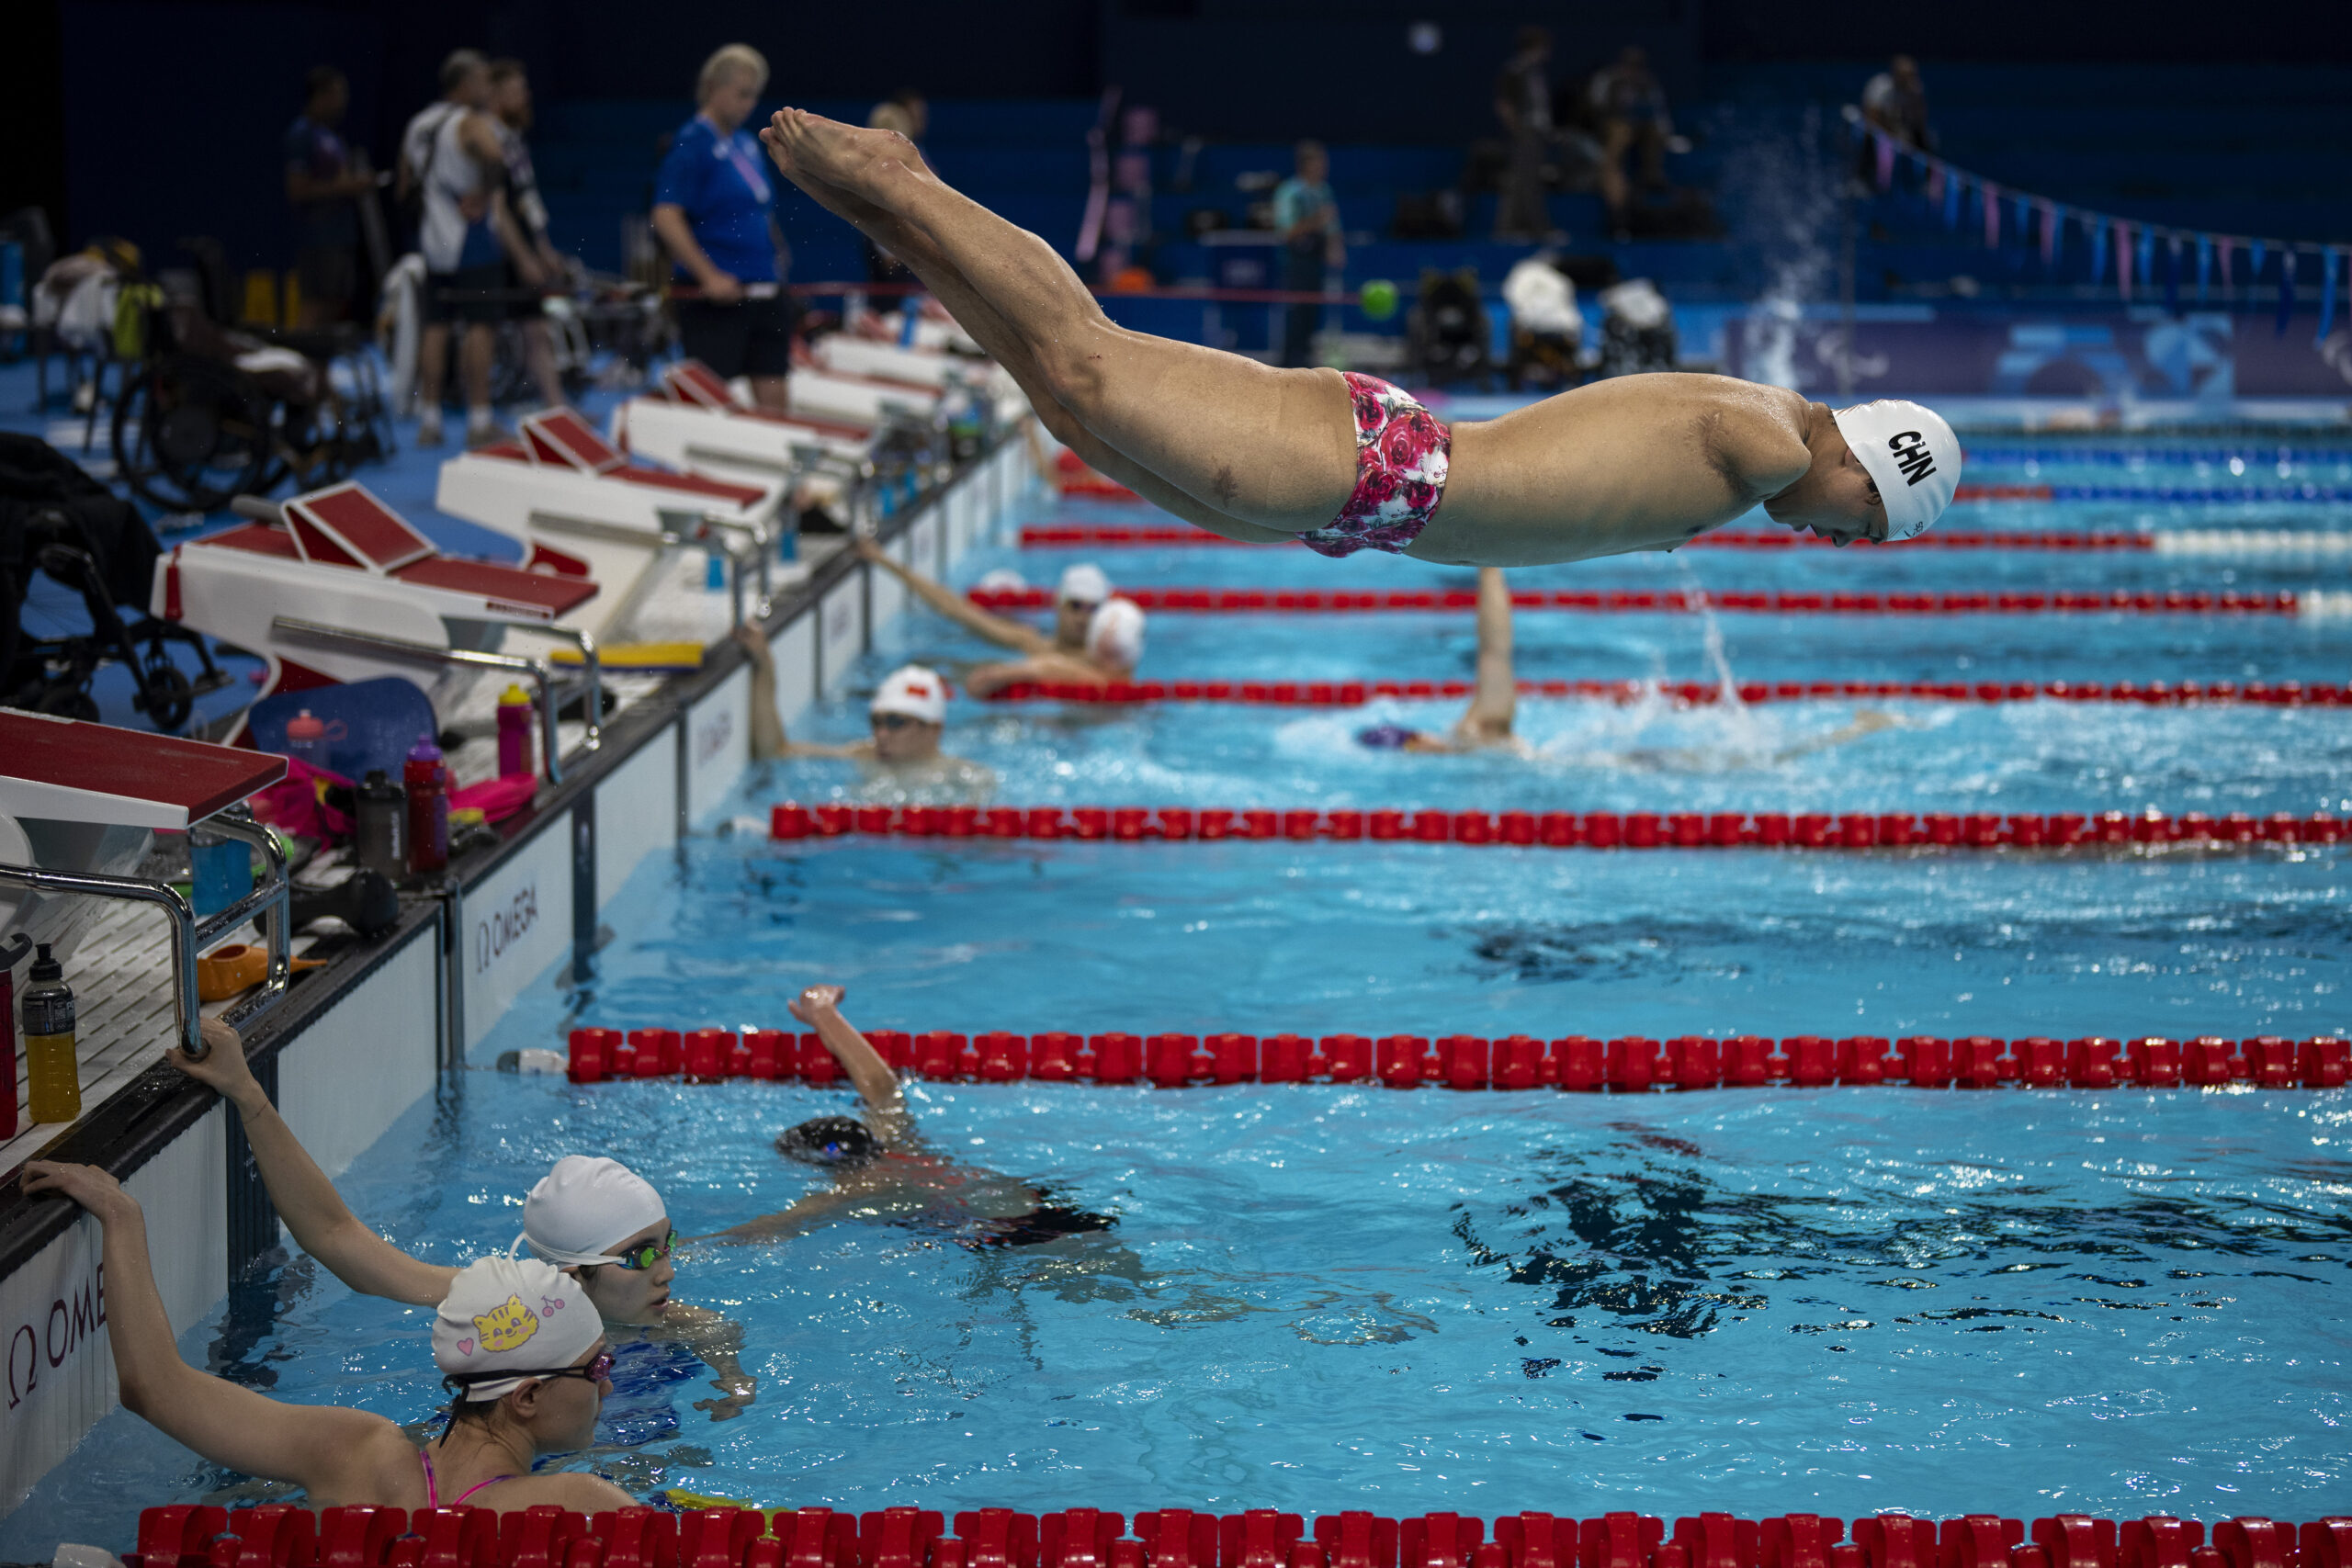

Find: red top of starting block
[0,711,286,829]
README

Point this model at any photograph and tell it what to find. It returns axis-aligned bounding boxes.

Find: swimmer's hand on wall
[21,1160,139,1225]
[164,1018,269,1114]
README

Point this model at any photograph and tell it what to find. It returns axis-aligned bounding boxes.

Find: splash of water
[1717,102,1842,392]
[1674,555,1773,757]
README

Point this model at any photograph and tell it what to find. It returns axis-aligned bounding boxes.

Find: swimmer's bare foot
[763,108,913,204]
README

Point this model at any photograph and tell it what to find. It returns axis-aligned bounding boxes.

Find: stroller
[1406,268,1492,388]
[107,238,390,513]
[0,433,230,728]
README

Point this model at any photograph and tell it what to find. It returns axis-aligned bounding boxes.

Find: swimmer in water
[737,626,996,800]
[853,538,1147,698]
[712,984,1118,1251]
[755,108,1962,565]
[167,1019,758,1428]
[1353,568,1905,765]
[1356,567,1531,755]
[17,1162,631,1517]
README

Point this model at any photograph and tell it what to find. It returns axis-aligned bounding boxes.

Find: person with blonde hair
[652,43,795,412]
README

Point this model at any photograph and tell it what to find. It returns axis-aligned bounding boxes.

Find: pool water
[8,439,2351,1551]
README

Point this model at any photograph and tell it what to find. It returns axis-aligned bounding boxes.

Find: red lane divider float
[770,802,2346,851]
[967,586,2299,616]
[132,1503,2352,1568]
[566,1022,2350,1090]
[981,676,2352,709]
[1022,525,2150,550]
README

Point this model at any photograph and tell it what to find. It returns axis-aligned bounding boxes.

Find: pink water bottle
[496,684,535,779]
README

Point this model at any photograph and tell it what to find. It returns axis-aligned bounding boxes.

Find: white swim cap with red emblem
[1087,597,1147,668]
[1832,400,1962,540]
[871,664,950,725]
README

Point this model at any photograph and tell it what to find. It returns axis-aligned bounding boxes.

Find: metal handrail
[269,617,577,782]
[0,806,292,1062]
[519,623,602,752]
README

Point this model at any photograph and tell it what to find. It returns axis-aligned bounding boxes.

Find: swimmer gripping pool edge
[159,1016,760,1423]
[754,106,1959,567]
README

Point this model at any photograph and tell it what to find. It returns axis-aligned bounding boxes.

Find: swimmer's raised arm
[166,1020,457,1307]
[788,985,907,1123]
[854,537,1055,657]
[20,1160,417,1500]
[733,626,871,762]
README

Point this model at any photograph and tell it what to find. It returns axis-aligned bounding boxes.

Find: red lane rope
[134,1501,2345,1568]
[771,802,2343,850]
[968,586,2300,615]
[980,676,2346,709]
[1021,525,2154,551]
[571,1023,2347,1090]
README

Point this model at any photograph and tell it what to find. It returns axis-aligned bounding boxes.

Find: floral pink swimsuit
[1296,373,1453,558]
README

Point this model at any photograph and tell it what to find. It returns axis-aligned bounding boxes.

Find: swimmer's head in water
[869,665,948,763]
[1768,400,1961,547]
[1356,722,1422,750]
[777,1116,880,1170]
[1055,562,1111,647]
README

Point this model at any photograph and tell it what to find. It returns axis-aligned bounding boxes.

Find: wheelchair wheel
[33,682,99,722]
[134,651,196,732]
[113,355,276,513]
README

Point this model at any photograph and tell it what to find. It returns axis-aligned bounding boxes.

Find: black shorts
[676,294,797,378]
[295,245,357,312]
[424,263,509,326]
[503,258,547,322]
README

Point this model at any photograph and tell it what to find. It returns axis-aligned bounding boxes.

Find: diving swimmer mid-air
[753,108,1962,564]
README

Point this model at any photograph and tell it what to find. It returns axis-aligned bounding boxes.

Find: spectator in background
[1492,25,1555,242]
[652,44,794,414]
[413,56,530,446]
[489,58,568,407]
[397,51,489,235]
[1589,46,1675,237]
[1271,141,1342,368]
[285,66,373,327]
[1861,55,1932,151]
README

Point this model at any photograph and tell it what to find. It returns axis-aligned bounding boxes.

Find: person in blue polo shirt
[652,43,795,413]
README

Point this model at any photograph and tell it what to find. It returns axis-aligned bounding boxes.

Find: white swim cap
[434,1255,600,1402]
[515,1156,666,1267]
[1087,597,1147,669]
[1832,400,1962,540]
[871,664,949,725]
[1057,562,1112,606]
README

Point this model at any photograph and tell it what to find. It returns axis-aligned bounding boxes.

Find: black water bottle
[356,769,407,883]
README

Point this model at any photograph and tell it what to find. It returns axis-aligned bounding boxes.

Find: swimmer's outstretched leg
[763,109,1358,536]
[773,160,1295,544]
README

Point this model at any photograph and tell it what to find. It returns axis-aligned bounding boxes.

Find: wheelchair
[0,434,229,729]
[108,239,390,513]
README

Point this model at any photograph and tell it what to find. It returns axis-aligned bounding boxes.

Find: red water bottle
[404,733,449,874]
